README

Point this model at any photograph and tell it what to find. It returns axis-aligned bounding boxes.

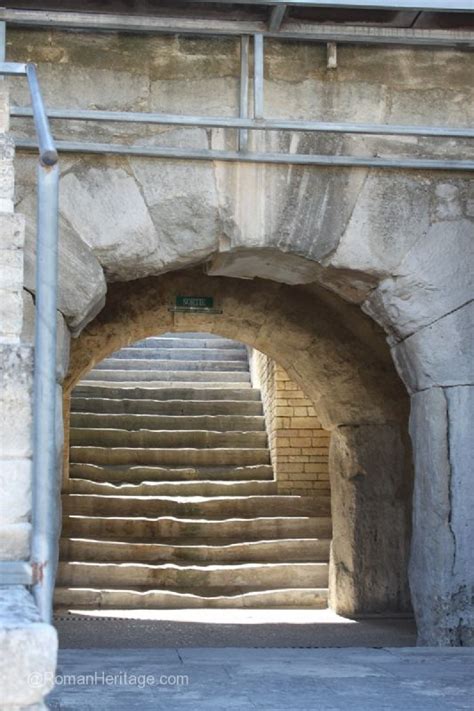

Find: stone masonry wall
[251,349,331,497]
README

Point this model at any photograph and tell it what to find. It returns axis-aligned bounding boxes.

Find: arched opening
[60,269,413,623]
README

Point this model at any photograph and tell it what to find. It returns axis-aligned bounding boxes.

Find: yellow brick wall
[251,350,331,496]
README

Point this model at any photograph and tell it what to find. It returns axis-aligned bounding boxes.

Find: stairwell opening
[59,331,333,614]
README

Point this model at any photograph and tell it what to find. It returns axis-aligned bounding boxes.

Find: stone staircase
[56,333,331,611]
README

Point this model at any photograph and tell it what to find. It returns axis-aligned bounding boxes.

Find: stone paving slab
[46,647,474,710]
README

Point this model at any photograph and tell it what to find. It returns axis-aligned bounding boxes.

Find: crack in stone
[444,388,457,578]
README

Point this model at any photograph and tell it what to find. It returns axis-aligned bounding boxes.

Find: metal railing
[0,61,59,625]
[10,33,474,172]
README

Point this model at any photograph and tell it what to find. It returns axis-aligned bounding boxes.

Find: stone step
[62,494,329,518]
[70,446,271,466]
[84,369,251,383]
[70,413,266,432]
[68,463,275,482]
[95,359,249,372]
[134,336,240,349]
[71,397,264,416]
[80,380,253,389]
[70,428,267,449]
[68,478,278,496]
[73,386,261,401]
[59,537,330,563]
[111,348,247,360]
[54,586,329,609]
[62,515,332,541]
[56,561,329,589]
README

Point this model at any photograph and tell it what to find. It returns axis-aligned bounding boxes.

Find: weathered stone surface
[409,386,474,646]
[328,424,412,615]
[0,289,23,343]
[391,301,474,394]
[363,218,474,340]
[0,459,31,526]
[60,166,158,280]
[18,187,107,334]
[21,290,71,383]
[0,345,33,458]
[0,135,15,214]
[0,523,30,560]
[0,587,57,707]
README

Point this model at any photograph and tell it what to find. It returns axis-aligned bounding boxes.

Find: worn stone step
[95,358,249,372]
[68,478,278,496]
[111,348,247,361]
[63,515,332,541]
[80,380,253,389]
[70,446,271,466]
[73,386,261,401]
[84,369,251,383]
[56,561,329,589]
[70,413,266,432]
[62,494,329,518]
[54,586,329,609]
[71,398,264,416]
[59,537,330,563]
[70,428,267,449]
[68,463,275,482]
[134,336,239,349]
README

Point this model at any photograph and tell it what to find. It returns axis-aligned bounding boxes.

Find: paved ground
[54,609,417,648]
[46,647,474,710]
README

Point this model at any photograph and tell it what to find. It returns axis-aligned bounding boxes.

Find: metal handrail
[0,61,59,624]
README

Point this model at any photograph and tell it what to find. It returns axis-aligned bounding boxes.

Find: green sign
[175,296,214,310]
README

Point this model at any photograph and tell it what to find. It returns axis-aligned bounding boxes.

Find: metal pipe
[239,35,250,151]
[11,105,474,139]
[2,9,473,47]
[25,64,58,166]
[268,6,287,32]
[253,34,264,120]
[30,162,60,624]
[158,0,474,10]
[15,137,474,171]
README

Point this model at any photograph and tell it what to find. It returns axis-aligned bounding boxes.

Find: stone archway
[64,269,413,617]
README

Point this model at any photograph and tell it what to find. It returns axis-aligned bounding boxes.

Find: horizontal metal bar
[25,64,58,165]
[174,0,474,10]
[11,106,474,139]
[15,137,474,171]
[0,561,33,585]
[0,61,27,75]
[1,9,473,47]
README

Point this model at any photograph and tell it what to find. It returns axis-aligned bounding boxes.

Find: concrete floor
[55,609,417,648]
[46,646,474,710]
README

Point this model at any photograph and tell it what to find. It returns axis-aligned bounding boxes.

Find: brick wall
[250,350,331,497]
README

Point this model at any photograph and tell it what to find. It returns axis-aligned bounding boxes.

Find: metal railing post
[31,160,59,624]
[253,33,264,120]
[239,35,249,152]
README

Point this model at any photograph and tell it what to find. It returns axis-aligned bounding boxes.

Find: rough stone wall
[251,349,330,497]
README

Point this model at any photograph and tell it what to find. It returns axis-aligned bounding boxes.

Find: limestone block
[0,248,23,291]
[328,423,411,615]
[363,218,474,340]
[324,173,431,279]
[0,345,33,458]
[0,213,25,250]
[409,386,474,645]
[0,289,23,342]
[0,523,30,560]
[0,85,10,133]
[0,459,31,525]
[21,192,107,333]
[21,290,71,383]
[0,587,57,708]
[0,135,15,214]
[391,301,474,393]
[60,166,158,280]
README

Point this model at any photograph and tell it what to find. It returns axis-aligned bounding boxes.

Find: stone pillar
[409,387,474,645]
[328,423,412,615]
